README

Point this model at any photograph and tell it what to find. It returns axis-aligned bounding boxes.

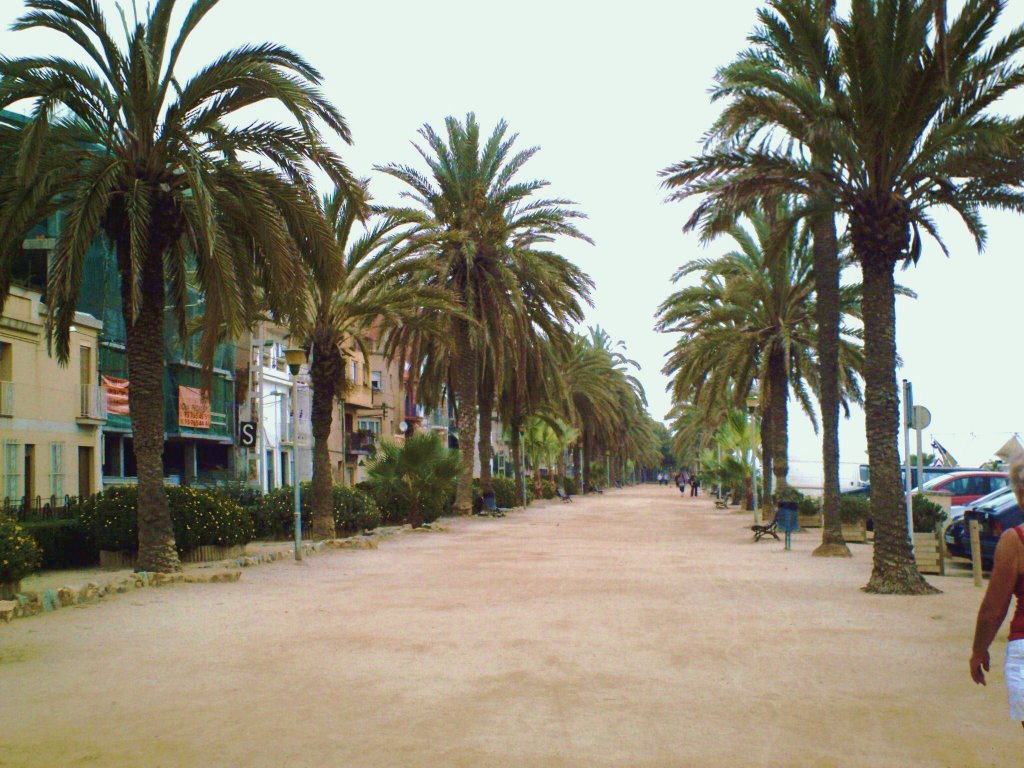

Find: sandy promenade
[0,485,1018,767]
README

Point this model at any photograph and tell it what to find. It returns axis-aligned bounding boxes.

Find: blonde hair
[1010,456,1024,507]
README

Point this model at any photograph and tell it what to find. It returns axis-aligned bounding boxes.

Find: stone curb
[0,524,449,626]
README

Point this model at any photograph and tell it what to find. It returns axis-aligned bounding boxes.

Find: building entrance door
[78,446,93,497]
[23,444,34,508]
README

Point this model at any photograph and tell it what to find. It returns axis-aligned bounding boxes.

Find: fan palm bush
[366,432,461,528]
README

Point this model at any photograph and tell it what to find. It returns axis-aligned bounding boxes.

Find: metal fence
[3,494,92,523]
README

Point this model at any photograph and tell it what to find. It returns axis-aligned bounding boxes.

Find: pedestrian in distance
[690,476,700,497]
[971,456,1024,727]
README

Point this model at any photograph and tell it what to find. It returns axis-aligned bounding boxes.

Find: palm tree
[656,203,863,511]
[0,0,354,572]
[377,114,591,515]
[292,185,453,539]
[661,0,1024,594]
[705,0,852,554]
[367,432,461,529]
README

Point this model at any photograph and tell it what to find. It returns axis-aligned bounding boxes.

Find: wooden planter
[0,581,21,599]
[798,512,823,529]
[913,531,944,575]
[841,520,868,543]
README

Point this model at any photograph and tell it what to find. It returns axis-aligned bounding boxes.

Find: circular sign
[911,405,931,430]
[399,421,409,432]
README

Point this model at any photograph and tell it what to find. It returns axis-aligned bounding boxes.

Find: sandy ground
[0,486,1018,767]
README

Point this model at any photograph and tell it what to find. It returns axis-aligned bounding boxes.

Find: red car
[917,471,1009,507]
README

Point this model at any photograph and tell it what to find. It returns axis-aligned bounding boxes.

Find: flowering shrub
[331,486,380,533]
[0,514,42,583]
[78,486,254,553]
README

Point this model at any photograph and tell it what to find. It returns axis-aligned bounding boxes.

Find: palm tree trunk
[811,213,850,557]
[582,430,592,492]
[510,423,524,506]
[477,366,495,497]
[767,345,789,496]
[309,341,339,540]
[859,249,935,594]
[759,400,773,517]
[572,439,582,488]
[124,250,180,573]
[451,319,478,515]
[556,448,566,489]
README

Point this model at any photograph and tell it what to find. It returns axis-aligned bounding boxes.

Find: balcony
[78,384,107,424]
[346,431,376,455]
[0,381,12,417]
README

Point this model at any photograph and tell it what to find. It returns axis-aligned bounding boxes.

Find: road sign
[239,421,257,448]
[911,405,931,430]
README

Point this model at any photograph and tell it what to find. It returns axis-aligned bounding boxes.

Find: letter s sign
[239,421,257,448]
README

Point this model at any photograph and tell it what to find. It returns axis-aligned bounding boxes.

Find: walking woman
[971,457,1024,727]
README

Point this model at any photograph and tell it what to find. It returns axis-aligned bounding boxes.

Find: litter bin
[778,501,799,549]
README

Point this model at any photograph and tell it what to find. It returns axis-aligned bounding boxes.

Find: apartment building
[1,258,105,510]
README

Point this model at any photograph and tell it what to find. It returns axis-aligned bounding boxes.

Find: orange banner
[102,375,130,415]
[178,386,211,429]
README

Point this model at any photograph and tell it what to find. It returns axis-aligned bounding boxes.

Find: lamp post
[284,347,308,561]
[746,390,760,525]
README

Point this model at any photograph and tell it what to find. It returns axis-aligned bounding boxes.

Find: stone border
[0,524,448,626]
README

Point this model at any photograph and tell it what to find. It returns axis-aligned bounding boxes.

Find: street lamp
[284,347,308,561]
[746,388,760,525]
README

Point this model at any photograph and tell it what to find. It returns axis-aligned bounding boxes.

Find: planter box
[913,531,944,575]
[841,520,868,543]
[0,581,21,599]
[798,512,823,529]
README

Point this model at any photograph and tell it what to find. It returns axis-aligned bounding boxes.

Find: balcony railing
[0,381,12,417]
[346,431,376,454]
[79,384,107,420]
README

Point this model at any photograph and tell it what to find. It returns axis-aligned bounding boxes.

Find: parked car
[949,486,1015,523]
[916,471,1009,507]
[945,491,1022,567]
[843,466,984,498]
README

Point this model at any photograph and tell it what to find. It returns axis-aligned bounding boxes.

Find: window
[991,476,1010,492]
[49,442,64,499]
[2,441,19,501]
[371,370,382,392]
[942,477,972,495]
[350,360,358,384]
[357,419,381,435]
[0,341,11,380]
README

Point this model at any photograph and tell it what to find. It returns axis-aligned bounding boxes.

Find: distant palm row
[656,0,1024,594]
[0,0,662,574]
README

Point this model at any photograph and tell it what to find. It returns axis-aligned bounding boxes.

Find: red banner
[102,375,130,415]
[178,386,211,429]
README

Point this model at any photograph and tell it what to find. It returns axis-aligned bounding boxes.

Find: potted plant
[0,514,42,598]
[839,494,870,543]
[911,494,948,575]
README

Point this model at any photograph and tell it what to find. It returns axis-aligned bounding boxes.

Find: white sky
[1,0,1021,469]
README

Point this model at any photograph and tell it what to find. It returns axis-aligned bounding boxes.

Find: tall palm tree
[656,203,863,509]
[706,0,852,553]
[0,0,354,572]
[661,0,1024,593]
[292,185,453,539]
[377,114,591,514]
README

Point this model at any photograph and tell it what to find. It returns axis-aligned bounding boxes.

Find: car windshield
[920,473,957,492]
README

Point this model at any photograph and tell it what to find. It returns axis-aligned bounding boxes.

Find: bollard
[969,519,983,588]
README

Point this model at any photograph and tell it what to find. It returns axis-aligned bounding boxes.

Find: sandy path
[0,486,1017,767]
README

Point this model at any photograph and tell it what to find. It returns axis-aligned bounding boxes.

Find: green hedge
[0,514,42,583]
[538,479,556,500]
[332,486,381,533]
[255,484,381,538]
[77,486,254,553]
[22,519,97,570]
[563,476,578,496]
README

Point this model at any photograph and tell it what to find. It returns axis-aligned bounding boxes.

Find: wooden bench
[556,487,573,503]
[714,499,728,509]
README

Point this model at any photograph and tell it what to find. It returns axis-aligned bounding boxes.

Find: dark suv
[945,492,1022,568]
